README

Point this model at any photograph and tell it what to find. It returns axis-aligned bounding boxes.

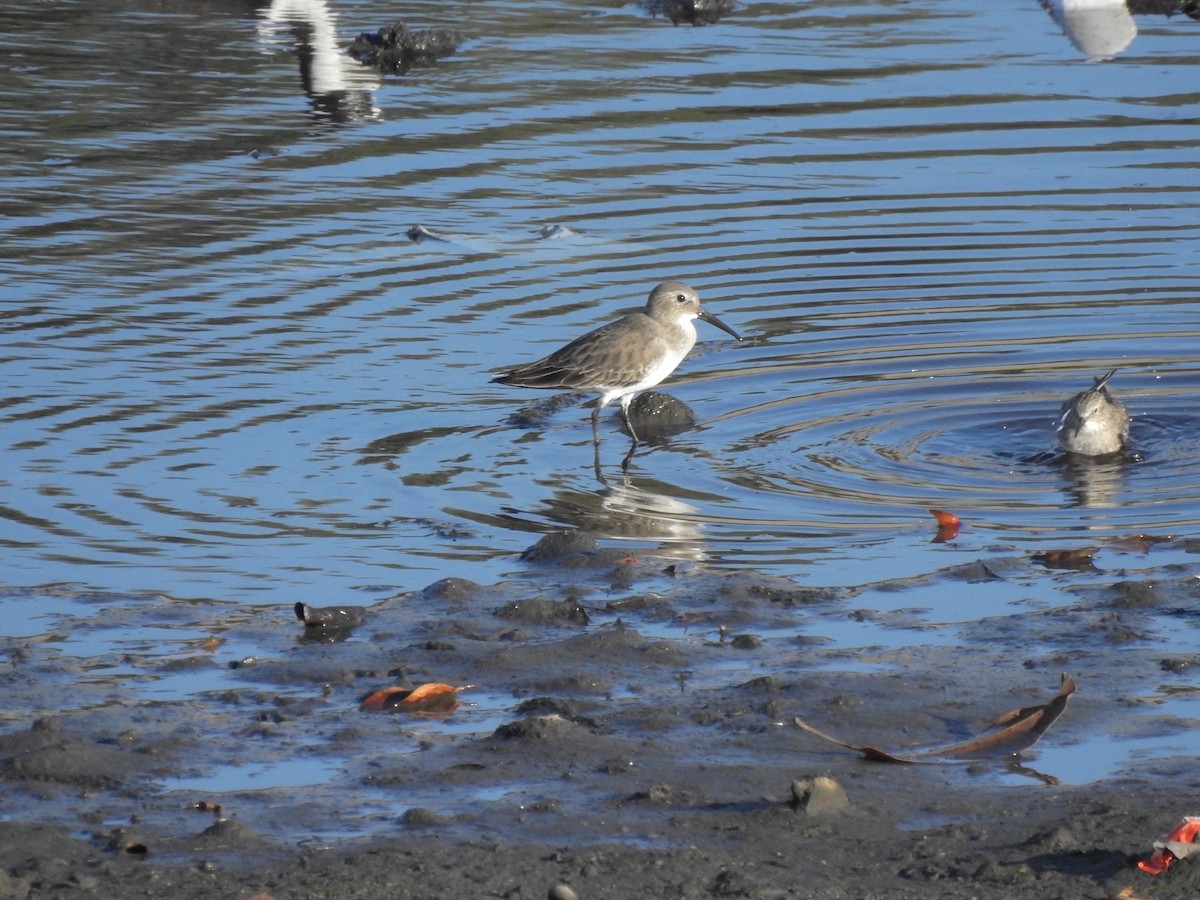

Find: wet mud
[3,535,1200,898]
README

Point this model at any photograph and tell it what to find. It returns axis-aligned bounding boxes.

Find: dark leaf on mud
[1032,548,1097,571]
[125,842,148,855]
[794,673,1077,763]
[294,602,367,630]
[928,508,960,543]
[359,682,473,713]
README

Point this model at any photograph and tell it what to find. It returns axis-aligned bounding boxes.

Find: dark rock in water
[520,530,599,562]
[406,224,453,243]
[642,0,735,25]
[348,22,463,74]
[520,531,635,569]
[294,601,367,630]
[625,391,696,441]
[537,224,578,239]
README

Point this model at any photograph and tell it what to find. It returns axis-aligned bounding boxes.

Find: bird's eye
[675,294,687,302]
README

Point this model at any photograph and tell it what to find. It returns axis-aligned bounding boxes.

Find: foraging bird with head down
[491,280,742,471]
[1056,368,1129,457]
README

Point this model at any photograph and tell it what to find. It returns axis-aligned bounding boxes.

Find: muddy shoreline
[3,533,1200,898]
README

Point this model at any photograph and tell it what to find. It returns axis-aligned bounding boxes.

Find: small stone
[791,775,850,815]
[492,715,583,742]
[401,807,446,828]
[548,884,579,900]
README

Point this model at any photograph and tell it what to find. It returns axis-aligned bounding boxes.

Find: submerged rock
[642,0,735,25]
[348,22,463,74]
[625,391,696,441]
[294,601,367,630]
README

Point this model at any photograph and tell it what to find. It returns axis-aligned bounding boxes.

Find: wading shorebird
[492,280,742,474]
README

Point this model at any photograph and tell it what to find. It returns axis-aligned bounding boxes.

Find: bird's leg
[620,439,639,473]
[590,402,606,479]
[591,402,603,447]
[593,447,607,484]
[619,395,640,473]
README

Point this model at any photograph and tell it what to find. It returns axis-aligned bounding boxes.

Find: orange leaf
[928,509,960,527]
[359,682,474,713]
[928,509,961,543]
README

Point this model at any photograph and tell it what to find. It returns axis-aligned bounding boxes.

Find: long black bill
[698,308,743,341]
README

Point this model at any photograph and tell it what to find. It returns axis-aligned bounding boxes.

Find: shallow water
[3,0,1200,798]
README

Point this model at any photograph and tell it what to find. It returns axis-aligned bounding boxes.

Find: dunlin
[1057,368,1129,456]
[492,280,742,472]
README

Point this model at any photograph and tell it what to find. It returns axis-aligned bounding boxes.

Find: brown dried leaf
[1032,548,1097,571]
[1111,533,1174,554]
[794,674,1076,763]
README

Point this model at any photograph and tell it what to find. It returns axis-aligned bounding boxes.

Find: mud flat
[2,532,1200,898]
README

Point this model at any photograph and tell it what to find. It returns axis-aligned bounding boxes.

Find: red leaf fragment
[1139,816,1200,875]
